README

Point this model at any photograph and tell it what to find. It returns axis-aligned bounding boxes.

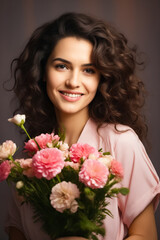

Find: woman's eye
[55,64,68,70]
[84,68,95,74]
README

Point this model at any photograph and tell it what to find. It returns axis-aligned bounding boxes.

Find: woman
[6,12,160,240]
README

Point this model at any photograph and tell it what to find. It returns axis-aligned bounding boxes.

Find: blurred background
[0,0,160,239]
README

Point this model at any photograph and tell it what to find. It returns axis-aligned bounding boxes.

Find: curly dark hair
[10,12,147,141]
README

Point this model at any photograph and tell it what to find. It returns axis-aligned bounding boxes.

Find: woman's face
[45,37,100,118]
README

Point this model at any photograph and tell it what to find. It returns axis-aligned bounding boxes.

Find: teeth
[63,92,82,98]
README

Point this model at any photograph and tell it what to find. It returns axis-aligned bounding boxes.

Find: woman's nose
[65,70,80,88]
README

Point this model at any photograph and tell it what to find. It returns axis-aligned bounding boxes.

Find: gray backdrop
[0,0,160,239]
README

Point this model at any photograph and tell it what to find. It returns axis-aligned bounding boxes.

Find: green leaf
[98,148,103,152]
[103,151,111,155]
[110,188,120,194]
[119,187,129,195]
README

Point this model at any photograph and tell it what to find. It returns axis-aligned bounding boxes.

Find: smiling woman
[45,37,100,132]
[5,12,160,240]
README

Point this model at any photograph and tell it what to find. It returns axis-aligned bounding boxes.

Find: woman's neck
[56,111,89,147]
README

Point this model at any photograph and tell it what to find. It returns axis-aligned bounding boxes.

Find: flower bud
[59,142,69,151]
[98,155,113,168]
[16,181,24,189]
[84,187,95,200]
[8,114,26,126]
[47,142,53,148]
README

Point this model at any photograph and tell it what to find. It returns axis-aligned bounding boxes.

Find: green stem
[20,124,41,150]
[20,124,31,140]
[56,175,61,183]
[33,138,41,151]
[8,155,22,170]
[8,155,14,161]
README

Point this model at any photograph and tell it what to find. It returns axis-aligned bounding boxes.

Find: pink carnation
[70,143,99,163]
[24,133,60,155]
[0,160,11,182]
[24,139,38,155]
[110,160,124,179]
[32,148,64,180]
[79,159,109,189]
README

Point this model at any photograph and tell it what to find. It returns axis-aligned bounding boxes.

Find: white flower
[16,181,24,189]
[59,142,69,151]
[8,114,26,126]
[64,161,80,170]
[47,142,53,148]
[59,142,69,158]
[88,153,97,160]
[50,181,80,213]
[98,155,113,168]
[0,140,16,159]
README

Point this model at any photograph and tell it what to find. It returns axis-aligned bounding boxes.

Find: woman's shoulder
[98,122,140,146]
[78,119,141,151]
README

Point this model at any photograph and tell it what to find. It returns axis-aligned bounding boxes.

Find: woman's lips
[59,91,83,102]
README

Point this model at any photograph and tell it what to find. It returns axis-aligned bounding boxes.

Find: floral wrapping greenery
[0,114,129,240]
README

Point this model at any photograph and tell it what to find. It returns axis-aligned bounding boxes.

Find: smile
[59,91,83,102]
[62,92,82,98]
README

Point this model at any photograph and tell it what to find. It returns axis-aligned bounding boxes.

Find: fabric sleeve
[4,185,53,240]
[113,129,160,228]
[4,148,28,234]
[5,184,24,235]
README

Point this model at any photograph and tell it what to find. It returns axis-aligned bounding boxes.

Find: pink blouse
[5,119,160,240]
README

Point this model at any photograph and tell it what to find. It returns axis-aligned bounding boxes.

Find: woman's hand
[56,237,88,240]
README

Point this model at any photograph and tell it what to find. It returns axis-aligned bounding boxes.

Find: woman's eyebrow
[52,58,70,64]
[82,63,94,67]
[52,58,94,67]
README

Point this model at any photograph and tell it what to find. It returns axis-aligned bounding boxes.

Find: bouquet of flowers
[0,114,129,240]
